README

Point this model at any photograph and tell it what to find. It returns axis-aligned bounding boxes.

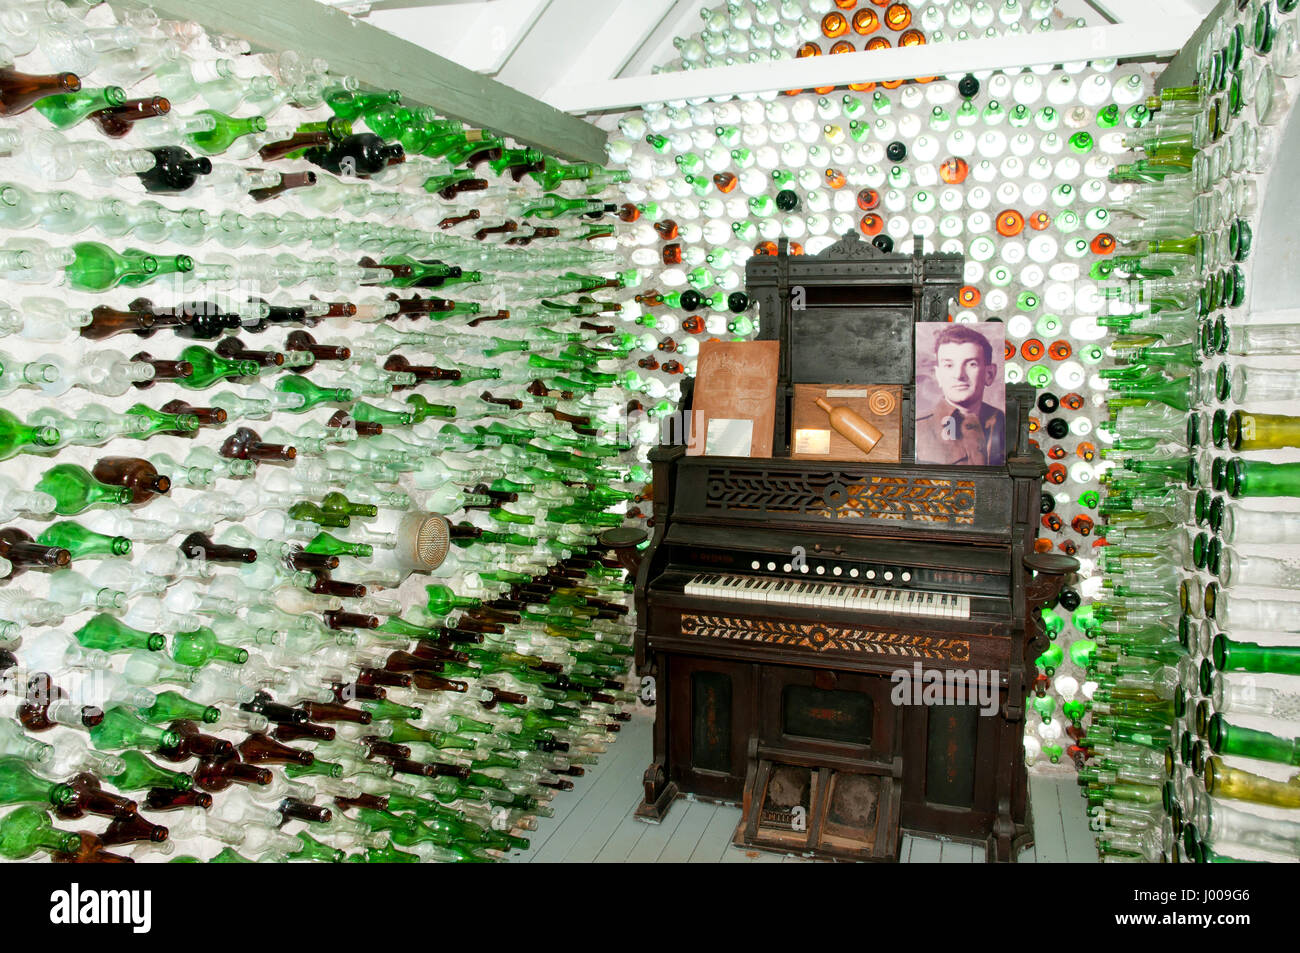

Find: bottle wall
[602,0,1300,863]
[0,1,642,862]
[1090,1,1300,863]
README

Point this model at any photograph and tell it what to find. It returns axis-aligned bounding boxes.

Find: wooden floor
[507,710,1097,863]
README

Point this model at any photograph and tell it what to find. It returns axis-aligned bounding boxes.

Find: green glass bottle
[0,409,59,460]
[287,501,349,528]
[0,758,77,809]
[119,252,193,289]
[425,584,480,616]
[88,707,180,752]
[1205,756,1300,809]
[208,847,257,863]
[137,690,220,725]
[0,807,82,860]
[304,532,372,559]
[36,521,131,559]
[349,843,420,863]
[320,491,376,519]
[1226,411,1300,452]
[1208,713,1298,766]
[1226,458,1300,498]
[353,401,414,428]
[34,464,133,515]
[104,750,193,792]
[360,699,422,722]
[171,627,249,667]
[74,613,164,654]
[34,85,126,128]
[1213,634,1300,676]
[123,403,199,439]
[66,242,159,292]
[326,87,402,122]
[175,345,259,390]
[274,375,354,412]
[185,109,268,156]
[287,831,344,863]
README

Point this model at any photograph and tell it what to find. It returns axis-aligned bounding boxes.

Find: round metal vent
[401,513,449,570]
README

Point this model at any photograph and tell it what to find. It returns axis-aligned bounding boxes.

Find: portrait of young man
[914,323,1006,467]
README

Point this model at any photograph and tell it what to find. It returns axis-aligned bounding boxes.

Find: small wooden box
[790,383,902,462]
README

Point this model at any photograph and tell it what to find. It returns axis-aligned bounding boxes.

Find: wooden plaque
[687,340,780,458]
[790,383,902,463]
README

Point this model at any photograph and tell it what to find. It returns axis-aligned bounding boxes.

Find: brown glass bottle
[481,687,528,708]
[321,610,378,631]
[473,221,518,241]
[19,675,102,732]
[383,354,461,382]
[285,330,349,364]
[357,668,413,690]
[57,774,139,821]
[279,798,331,824]
[215,337,284,369]
[193,757,272,792]
[0,67,81,116]
[218,427,295,463]
[409,672,469,693]
[158,719,234,764]
[361,739,409,760]
[123,298,191,337]
[465,310,510,327]
[480,391,523,410]
[52,832,133,863]
[160,399,226,430]
[334,681,383,702]
[129,351,193,386]
[250,170,318,203]
[308,297,357,320]
[286,550,337,573]
[90,457,170,504]
[82,305,156,340]
[143,788,212,812]
[409,643,471,664]
[382,652,443,675]
[386,758,436,779]
[180,531,256,565]
[89,96,170,139]
[0,528,70,573]
[99,814,168,846]
[236,732,314,766]
[653,220,680,240]
[309,572,366,600]
[357,257,414,283]
[334,793,388,812]
[272,721,335,744]
[433,177,488,200]
[439,211,479,229]
[327,409,380,437]
[242,692,308,725]
[300,701,371,725]
[258,130,331,162]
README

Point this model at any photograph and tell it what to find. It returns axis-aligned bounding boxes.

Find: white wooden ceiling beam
[548,19,1205,114]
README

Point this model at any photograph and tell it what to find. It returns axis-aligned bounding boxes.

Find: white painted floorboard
[507,708,1096,863]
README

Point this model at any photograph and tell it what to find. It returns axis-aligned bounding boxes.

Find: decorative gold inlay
[681,614,971,661]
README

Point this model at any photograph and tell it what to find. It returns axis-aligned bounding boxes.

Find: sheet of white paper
[705,418,754,456]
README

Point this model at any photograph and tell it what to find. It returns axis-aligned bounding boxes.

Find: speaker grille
[408,515,449,569]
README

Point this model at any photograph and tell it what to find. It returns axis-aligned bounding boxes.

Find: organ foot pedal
[734,743,903,862]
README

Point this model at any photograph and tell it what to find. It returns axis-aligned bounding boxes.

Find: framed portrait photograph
[914,322,1006,467]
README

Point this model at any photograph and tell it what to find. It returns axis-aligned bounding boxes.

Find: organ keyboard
[631,234,1077,862]
[682,573,973,619]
